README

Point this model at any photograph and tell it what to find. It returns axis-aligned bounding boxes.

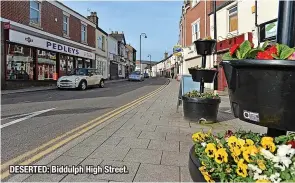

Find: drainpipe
[255,0,260,46]
[205,1,207,37]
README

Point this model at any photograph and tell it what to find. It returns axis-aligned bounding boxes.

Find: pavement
[1,79,128,95]
[2,78,268,182]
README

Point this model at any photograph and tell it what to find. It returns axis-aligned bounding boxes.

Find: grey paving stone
[138,131,166,140]
[24,174,65,182]
[64,144,97,158]
[119,123,135,130]
[179,127,205,134]
[148,139,179,152]
[161,151,188,167]
[146,120,169,126]
[168,121,191,128]
[117,137,150,149]
[180,167,193,182]
[49,155,84,166]
[95,128,118,137]
[78,134,109,147]
[90,160,140,182]
[166,132,192,142]
[101,136,123,146]
[81,158,103,166]
[155,126,180,133]
[89,145,130,161]
[180,141,194,153]
[112,129,142,138]
[131,124,157,132]
[133,164,179,182]
[61,174,108,182]
[124,148,162,164]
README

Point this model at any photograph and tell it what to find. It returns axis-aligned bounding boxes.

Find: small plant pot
[182,96,221,122]
[194,40,216,55]
[189,146,206,182]
[188,68,218,83]
[220,59,295,131]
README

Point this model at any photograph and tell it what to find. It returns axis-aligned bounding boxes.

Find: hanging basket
[220,59,295,131]
[188,68,218,83]
[194,40,216,55]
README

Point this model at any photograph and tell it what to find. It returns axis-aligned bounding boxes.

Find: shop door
[110,63,118,80]
[217,53,228,91]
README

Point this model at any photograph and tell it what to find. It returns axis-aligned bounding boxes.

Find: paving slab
[117,137,150,149]
[124,148,162,164]
[61,174,108,182]
[64,144,98,158]
[166,132,192,142]
[24,174,65,182]
[138,131,166,140]
[78,134,109,147]
[180,166,193,182]
[89,145,130,161]
[80,158,103,166]
[112,129,142,138]
[155,126,180,133]
[101,136,123,146]
[161,151,188,167]
[131,124,157,132]
[180,141,194,153]
[48,155,84,166]
[148,139,179,152]
[133,164,179,182]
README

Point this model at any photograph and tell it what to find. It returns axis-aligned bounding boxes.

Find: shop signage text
[9,30,95,59]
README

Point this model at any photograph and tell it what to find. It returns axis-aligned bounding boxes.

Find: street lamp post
[148,54,151,76]
[140,33,147,73]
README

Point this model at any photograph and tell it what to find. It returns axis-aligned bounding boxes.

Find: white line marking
[224,109,232,114]
[0,108,55,129]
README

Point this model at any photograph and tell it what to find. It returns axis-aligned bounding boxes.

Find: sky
[62,1,182,62]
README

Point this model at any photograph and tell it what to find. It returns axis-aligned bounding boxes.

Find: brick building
[1,1,96,89]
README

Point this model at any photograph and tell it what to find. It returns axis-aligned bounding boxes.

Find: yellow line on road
[1,80,169,180]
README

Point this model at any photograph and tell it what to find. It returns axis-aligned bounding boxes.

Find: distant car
[144,73,149,78]
[57,68,105,90]
[128,71,144,81]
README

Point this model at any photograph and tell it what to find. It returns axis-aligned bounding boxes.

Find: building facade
[125,44,137,73]
[108,34,119,80]
[1,1,96,89]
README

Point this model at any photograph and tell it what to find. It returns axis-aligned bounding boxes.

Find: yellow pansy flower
[256,179,270,183]
[237,139,246,149]
[203,172,215,183]
[257,160,266,170]
[199,166,206,173]
[215,148,228,164]
[205,143,217,158]
[245,139,254,146]
[228,136,238,148]
[243,145,258,162]
[231,152,240,163]
[261,137,276,153]
[192,132,206,142]
[236,159,248,177]
[230,146,241,156]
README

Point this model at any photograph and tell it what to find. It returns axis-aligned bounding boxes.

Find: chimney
[87,12,98,25]
[164,52,168,59]
[115,31,118,34]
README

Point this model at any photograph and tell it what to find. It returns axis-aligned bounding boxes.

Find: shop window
[81,24,87,43]
[6,44,34,80]
[60,55,74,76]
[192,20,200,42]
[30,0,41,26]
[63,14,69,36]
[102,35,105,51]
[37,50,56,80]
[228,5,238,32]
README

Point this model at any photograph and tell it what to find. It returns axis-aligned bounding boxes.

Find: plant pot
[189,146,206,182]
[220,59,295,131]
[182,96,221,122]
[194,40,216,55]
[188,68,218,83]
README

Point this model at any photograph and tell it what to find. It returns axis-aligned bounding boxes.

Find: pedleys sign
[9,30,95,59]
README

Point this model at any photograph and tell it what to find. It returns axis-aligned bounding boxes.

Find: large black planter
[182,96,221,122]
[194,40,216,55]
[220,59,295,131]
[189,146,206,182]
[188,69,218,83]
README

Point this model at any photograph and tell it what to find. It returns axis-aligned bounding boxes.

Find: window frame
[191,19,200,42]
[29,0,41,26]
[102,35,105,51]
[191,0,200,7]
[228,5,238,33]
[81,22,87,43]
[63,13,70,37]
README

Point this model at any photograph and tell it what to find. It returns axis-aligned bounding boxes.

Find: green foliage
[184,90,220,99]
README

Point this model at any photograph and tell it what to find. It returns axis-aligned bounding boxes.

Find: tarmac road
[1,78,167,163]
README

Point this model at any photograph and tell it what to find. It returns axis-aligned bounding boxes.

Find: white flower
[248,164,262,174]
[280,156,292,168]
[260,148,275,160]
[276,144,295,158]
[270,173,281,183]
[253,172,269,180]
[201,142,207,147]
[274,162,285,171]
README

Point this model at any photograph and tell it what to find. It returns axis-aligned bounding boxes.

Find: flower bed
[190,130,295,182]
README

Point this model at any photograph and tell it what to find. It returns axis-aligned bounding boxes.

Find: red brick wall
[1,1,95,48]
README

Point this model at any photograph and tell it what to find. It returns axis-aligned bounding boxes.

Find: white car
[57,68,105,90]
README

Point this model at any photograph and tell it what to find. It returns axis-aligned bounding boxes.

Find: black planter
[194,40,216,55]
[188,68,218,83]
[182,96,221,122]
[220,59,295,131]
[189,146,206,182]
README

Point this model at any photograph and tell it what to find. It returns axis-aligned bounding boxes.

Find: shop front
[3,29,95,89]
[96,55,107,79]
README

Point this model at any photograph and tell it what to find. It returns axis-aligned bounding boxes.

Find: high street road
[1,78,167,164]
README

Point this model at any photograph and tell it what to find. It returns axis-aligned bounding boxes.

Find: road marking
[224,109,232,114]
[0,81,169,179]
[0,108,56,129]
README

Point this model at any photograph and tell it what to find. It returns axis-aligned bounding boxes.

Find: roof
[97,27,108,36]
[109,33,126,45]
[158,54,173,63]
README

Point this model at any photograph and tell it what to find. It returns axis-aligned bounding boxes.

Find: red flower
[229,44,240,56]
[256,51,274,59]
[287,140,295,148]
[266,45,277,55]
[224,130,234,138]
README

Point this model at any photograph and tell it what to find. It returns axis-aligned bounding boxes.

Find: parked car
[57,68,104,90]
[128,71,144,81]
[144,73,149,78]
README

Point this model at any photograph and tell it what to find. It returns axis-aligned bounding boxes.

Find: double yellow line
[1,80,169,180]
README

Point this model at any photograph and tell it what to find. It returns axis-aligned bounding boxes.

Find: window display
[6,44,34,80]
[37,49,56,80]
[60,55,74,76]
